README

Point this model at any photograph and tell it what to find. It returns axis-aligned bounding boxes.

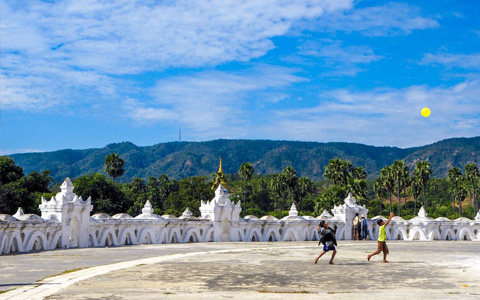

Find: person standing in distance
[361,215,369,241]
[353,213,360,240]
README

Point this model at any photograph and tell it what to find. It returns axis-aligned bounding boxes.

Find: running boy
[367,212,394,263]
[315,220,337,265]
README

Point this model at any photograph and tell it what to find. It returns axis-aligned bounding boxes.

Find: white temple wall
[1,179,480,256]
[0,220,63,254]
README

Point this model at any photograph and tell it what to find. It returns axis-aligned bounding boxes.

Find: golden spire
[212,157,230,190]
[218,157,224,173]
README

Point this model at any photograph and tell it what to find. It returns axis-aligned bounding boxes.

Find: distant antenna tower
[178,129,182,142]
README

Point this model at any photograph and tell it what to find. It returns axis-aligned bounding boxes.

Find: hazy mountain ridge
[8,137,480,183]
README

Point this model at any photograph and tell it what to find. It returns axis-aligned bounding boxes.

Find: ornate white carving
[180,207,194,219]
[288,203,298,217]
[319,210,332,219]
[2,177,480,256]
[418,206,427,218]
[344,192,357,206]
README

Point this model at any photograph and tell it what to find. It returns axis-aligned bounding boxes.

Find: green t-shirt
[378,225,387,241]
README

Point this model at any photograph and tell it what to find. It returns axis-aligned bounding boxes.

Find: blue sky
[2,0,480,154]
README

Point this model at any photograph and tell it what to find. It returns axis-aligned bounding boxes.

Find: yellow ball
[421,107,431,117]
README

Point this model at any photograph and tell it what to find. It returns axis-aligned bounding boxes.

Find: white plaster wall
[1,179,479,255]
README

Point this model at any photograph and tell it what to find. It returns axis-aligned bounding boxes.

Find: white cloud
[2,0,468,151]
[2,0,353,74]
[123,98,178,123]
[1,0,352,111]
[298,40,382,76]
[422,53,480,70]
[308,2,439,36]
[1,63,119,111]
[123,66,305,138]
[263,80,480,147]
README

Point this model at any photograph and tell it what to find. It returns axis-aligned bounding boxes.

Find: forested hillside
[9,137,480,183]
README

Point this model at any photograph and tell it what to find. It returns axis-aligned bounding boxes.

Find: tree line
[1,154,478,220]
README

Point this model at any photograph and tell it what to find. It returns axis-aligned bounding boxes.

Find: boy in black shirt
[314,220,337,265]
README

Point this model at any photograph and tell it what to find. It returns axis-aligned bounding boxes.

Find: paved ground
[1,241,479,299]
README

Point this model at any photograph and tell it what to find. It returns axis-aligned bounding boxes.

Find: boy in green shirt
[367,212,394,263]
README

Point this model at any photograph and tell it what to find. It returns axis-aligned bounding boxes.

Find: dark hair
[355,213,359,216]
[319,221,325,227]
[377,219,383,225]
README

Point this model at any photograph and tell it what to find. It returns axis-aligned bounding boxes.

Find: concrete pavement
[1,241,479,299]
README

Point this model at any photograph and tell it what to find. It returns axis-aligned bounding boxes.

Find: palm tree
[380,166,395,212]
[341,160,353,188]
[374,178,386,213]
[297,177,315,211]
[464,163,479,215]
[402,169,411,217]
[411,177,422,215]
[413,161,432,208]
[238,162,254,215]
[391,160,406,215]
[458,186,469,216]
[104,153,125,181]
[448,167,463,214]
[324,159,352,189]
[351,166,367,180]
[324,158,342,185]
[348,178,367,202]
[271,174,286,212]
[281,166,299,205]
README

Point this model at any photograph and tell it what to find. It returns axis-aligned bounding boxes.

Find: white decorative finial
[418,206,427,218]
[344,193,356,206]
[142,200,153,215]
[320,210,332,218]
[60,177,74,193]
[13,207,25,218]
[289,203,298,217]
[181,207,193,219]
[475,210,480,221]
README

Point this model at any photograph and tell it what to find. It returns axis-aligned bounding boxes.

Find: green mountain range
[8,137,480,183]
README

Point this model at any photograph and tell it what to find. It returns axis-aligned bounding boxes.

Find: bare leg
[368,249,381,261]
[314,251,326,264]
[329,250,337,264]
[383,251,389,263]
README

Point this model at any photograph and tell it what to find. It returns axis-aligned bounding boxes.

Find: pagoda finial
[218,156,224,173]
[212,157,230,191]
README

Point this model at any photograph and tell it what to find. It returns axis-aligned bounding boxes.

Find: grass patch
[59,267,87,275]
[0,289,14,294]
[42,267,88,280]
[258,290,310,294]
